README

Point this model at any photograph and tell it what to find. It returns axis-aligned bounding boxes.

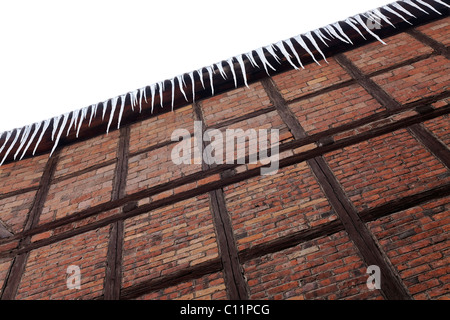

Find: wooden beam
[406,28,449,59]
[104,126,129,300]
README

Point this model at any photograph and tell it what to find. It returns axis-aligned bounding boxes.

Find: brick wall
[0,16,448,300]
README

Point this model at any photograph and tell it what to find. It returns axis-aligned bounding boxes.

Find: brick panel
[423,115,450,149]
[367,196,450,299]
[54,130,119,178]
[243,230,384,300]
[0,190,37,234]
[201,82,271,127]
[288,84,384,135]
[271,57,352,101]
[122,195,219,288]
[325,129,450,211]
[416,16,450,47]
[40,164,115,224]
[371,56,450,105]
[15,227,109,299]
[343,33,433,74]
[224,162,338,252]
[126,141,202,195]
[129,105,196,154]
[0,154,47,194]
[135,271,227,300]
[214,110,292,165]
[0,257,13,296]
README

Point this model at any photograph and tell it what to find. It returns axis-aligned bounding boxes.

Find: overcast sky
[0,0,394,132]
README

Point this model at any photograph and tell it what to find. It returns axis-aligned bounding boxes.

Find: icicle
[0,128,22,166]
[89,103,98,127]
[102,100,109,121]
[170,78,175,110]
[332,22,353,44]
[235,55,249,88]
[20,122,41,160]
[294,34,321,65]
[274,41,299,70]
[117,95,126,129]
[265,45,281,64]
[51,115,62,141]
[216,62,228,80]
[433,0,450,8]
[150,84,156,113]
[76,108,87,138]
[372,9,396,28]
[285,39,304,69]
[106,96,118,134]
[402,0,430,14]
[227,58,238,88]
[138,88,144,113]
[206,66,215,95]
[245,52,259,68]
[255,47,276,75]
[382,5,412,25]
[304,31,328,63]
[177,75,188,102]
[130,90,138,111]
[314,28,331,45]
[158,81,165,107]
[416,0,442,14]
[325,25,350,44]
[392,2,417,18]
[189,71,196,101]
[353,14,387,45]
[33,119,50,155]
[345,18,367,39]
[0,131,12,156]
[50,113,69,157]
[14,125,32,160]
[66,109,80,136]
[197,68,206,89]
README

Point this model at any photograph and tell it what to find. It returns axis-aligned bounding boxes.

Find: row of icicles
[0,0,448,166]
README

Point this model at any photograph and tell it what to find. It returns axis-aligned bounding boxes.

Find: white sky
[0,0,394,132]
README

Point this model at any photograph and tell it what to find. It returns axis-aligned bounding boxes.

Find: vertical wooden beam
[1,151,60,300]
[261,77,412,300]
[193,102,249,300]
[104,126,129,300]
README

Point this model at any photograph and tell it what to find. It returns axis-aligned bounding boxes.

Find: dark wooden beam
[104,126,129,300]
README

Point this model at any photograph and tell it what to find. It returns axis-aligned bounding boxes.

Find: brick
[416,16,450,47]
[0,190,37,233]
[325,129,450,211]
[272,57,352,101]
[344,32,433,74]
[372,56,450,105]
[122,195,219,288]
[0,154,47,194]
